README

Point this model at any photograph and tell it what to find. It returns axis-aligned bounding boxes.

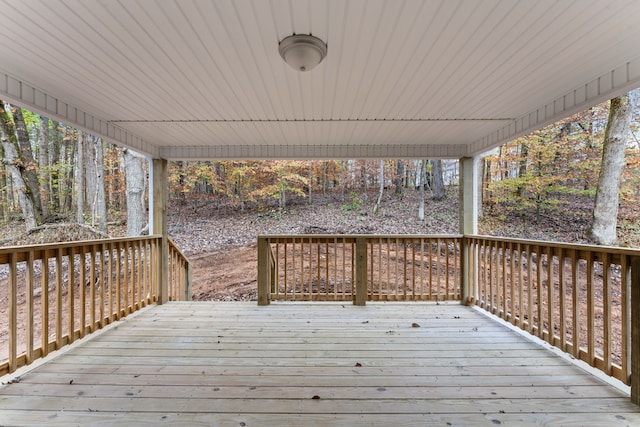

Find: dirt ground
[190,244,258,301]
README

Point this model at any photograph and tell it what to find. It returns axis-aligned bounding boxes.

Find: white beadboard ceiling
[1,0,640,159]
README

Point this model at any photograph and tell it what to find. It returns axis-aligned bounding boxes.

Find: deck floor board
[1,302,638,426]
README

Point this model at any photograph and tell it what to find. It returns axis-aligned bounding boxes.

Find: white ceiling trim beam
[0,72,156,157]
[471,57,640,155]
[159,144,467,161]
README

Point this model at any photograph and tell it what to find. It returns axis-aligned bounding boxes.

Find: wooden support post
[151,158,169,304]
[631,256,640,405]
[184,262,193,301]
[354,237,367,306]
[257,236,271,306]
[459,157,478,305]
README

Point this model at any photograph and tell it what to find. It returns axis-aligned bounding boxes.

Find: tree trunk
[49,122,62,212]
[60,128,75,215]
[76,130,85,223]
[517,141,528,197]
[12,106,44,218]
[418,160,425,221]
[432,159,445,200]
[308,165,312,205]
[38,116,50,217]
[91,137,107,233]
[395,160,404,195]
[0,142,8,220]
[124,149,146,235]
[373,160,384,214]
[590,93,633,245]
[0,101,39,229]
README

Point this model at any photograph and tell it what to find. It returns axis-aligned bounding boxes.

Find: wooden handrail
[257,232,640,401]
[168,237,192,301]
[0,235,191,377]
[258,235,463,305]
[466,235,640,387]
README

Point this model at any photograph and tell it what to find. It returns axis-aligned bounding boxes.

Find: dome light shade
[279,34,327,72]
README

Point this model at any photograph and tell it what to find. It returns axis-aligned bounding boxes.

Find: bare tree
[373,160,384,214]
[432,160,445,200]
[92,137,107,233]
[12,106,44,218]
[124,148,146,235]
[395,160,404,195]
[589,93,634,245]
[418,160,426,221]
[75,130,85,223]
[0,101,39,229]
[38,115,50,216]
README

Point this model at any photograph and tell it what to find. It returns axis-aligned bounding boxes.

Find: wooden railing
[258,233,640,397]
[258,235,462,305]
[168,239,192,301]
[466,235,640,386]
[0,235,191,376]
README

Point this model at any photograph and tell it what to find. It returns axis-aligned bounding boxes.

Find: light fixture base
[279,34,327,72]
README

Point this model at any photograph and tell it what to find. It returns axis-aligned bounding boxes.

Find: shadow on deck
[1,302,638,426]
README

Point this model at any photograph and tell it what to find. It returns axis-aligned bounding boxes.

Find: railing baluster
[325,240,329,299]
[509,242,516,325]
[411,239,416,300]
[603,252,611,375]
[41,249,50,357]
[558,248,566,352]
[403,241,408,300]
[8,252,17,373]
[89,246,96,332]
[79,246,86,338]
[26,250,34,363]
[55,247,63,350]
[501,241,506,319]
[517,243,524,329]
[67,247,75,344]
[536,246,543,339]
[115,243,122,318]
[571,249,580,359]
[587,251,595,365]
[419,238,425,299]
[547,245,554,345]
[370,240,375,300]
[445,239,450,301]
[98,245,105,328]
[622,254,631,383]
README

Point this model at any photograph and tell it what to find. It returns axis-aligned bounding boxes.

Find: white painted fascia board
[159,143,469,161]
[469,57,640,156]
[0,72,158,158]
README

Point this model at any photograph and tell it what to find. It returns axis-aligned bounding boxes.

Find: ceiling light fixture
[278,34,327,72]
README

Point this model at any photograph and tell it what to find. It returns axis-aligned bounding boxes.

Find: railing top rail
[168,237,190,260]
[259,234,464,240]
[0,234,162,256]
[467,234,640,257]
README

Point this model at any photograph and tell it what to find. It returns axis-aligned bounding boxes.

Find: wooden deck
[1,302,639,426]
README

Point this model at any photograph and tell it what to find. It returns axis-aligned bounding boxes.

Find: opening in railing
[258,235,462,304]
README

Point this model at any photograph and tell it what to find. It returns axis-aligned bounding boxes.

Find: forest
[1,92,640,250]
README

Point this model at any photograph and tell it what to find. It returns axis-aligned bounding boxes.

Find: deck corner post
[151,158,169,304]
[354,237,367,306]
[257,236,271,306]
[184,262,193,301]
[631,256,640,405]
